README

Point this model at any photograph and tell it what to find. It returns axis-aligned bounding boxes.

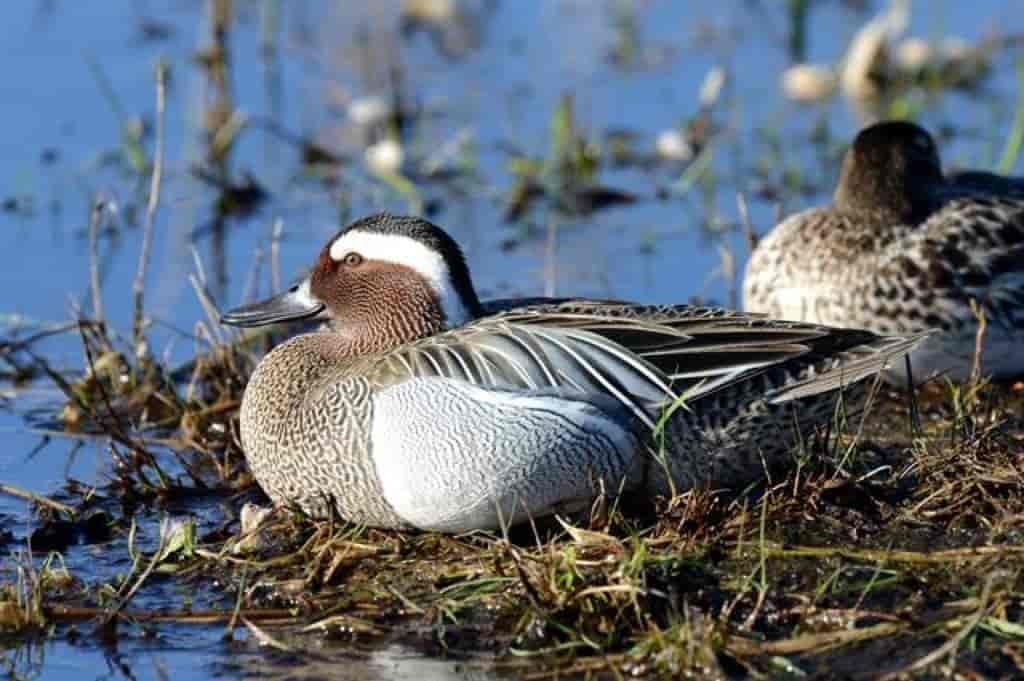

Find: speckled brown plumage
[744,121,1024,380]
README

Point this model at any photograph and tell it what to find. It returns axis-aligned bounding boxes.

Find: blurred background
[0,1,1022,677]
[2,1,1022,351]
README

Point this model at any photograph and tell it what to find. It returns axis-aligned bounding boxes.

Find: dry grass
[6,316,1022,677]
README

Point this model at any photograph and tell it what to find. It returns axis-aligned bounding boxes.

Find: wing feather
[369,301,926,428]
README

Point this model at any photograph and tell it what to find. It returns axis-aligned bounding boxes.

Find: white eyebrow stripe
[329,230,472,327]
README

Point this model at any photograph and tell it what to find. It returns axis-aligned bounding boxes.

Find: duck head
[221,214,484,349]
[833,120,944,223]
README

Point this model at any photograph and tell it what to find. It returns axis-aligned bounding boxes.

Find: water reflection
[226,641,504,681]
[1,633,515,681]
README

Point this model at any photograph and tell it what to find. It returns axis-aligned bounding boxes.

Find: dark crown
[340,213,483,315]
[834,120,944,222]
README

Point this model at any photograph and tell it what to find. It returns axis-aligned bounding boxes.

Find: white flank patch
[371,378,639,532]
[329,230,472,327]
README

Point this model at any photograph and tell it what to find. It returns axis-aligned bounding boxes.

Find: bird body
[744,121,1024,381]
[224,215,925,531]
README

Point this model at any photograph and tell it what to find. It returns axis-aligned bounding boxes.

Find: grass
[6,148,1024,676]
[7,327,1024,677]
[503,93,637,224]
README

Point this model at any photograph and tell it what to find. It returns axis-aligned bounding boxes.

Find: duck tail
[766,329,935,404]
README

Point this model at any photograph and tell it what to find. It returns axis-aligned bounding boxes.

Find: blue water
[0,1,1021,678]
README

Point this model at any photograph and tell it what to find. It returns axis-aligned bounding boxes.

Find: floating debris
[783,0,1003,115]
[233,503,273,555]
[364,137,406,176]
[400,0,487,60]
[840,0,909,102]
[347,95,394,128]
[655,128,695,161]
[895,36,933,73]
[781,63,837,103]
[698,65,727,109]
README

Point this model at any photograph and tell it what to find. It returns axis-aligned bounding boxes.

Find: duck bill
[221,281,326,328]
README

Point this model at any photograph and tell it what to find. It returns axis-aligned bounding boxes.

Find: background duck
[743,120,1024,382]
[221,214,925,533]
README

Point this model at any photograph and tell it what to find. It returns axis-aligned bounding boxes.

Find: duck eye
[342,252,363,267]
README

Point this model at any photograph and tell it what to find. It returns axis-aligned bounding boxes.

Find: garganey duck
[222,214,926,532]
[743,120,1024,382]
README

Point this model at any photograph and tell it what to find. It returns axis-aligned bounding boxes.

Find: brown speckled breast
[239,333,409,527]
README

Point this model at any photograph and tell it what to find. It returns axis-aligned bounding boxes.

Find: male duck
[223,214,925,532]
[743,120,1024,381]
